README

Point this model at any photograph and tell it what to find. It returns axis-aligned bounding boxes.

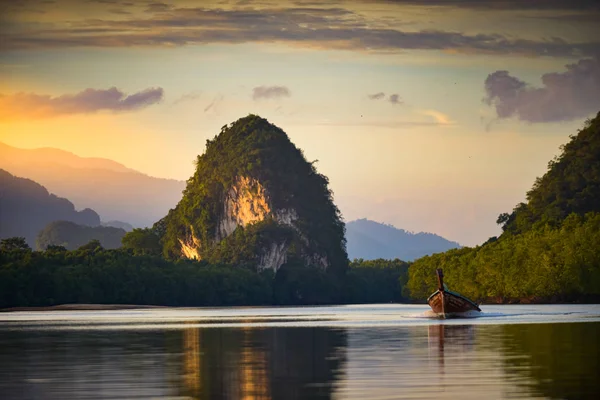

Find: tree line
[0,237,408,308]
[407,113,600,303]
[406,212,600,303]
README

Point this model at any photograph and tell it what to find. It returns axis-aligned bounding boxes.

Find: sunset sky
[1,0,599,245]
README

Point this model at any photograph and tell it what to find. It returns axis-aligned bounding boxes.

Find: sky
[1,0,599,246]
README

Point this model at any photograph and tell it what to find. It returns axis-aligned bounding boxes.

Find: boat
[427,268,481,318]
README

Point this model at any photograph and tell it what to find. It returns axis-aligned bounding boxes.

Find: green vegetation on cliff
[155,115,348,273]
[498,114,600,235]
[406,112,600,302]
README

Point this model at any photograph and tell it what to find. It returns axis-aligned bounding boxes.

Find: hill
[406,112,600,303]
[498,112,600,234]
[0,141,185,228]
[101,220,134,231]
[36,221,126,250]
[0,169,100,246]
[346,219,461,261]
[153,115,348,272]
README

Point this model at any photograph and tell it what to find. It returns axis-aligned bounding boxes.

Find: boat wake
[411,309,594,322]
[415,310,484,319]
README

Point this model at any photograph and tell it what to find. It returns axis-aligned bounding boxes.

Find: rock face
[156,115,347,273]
[217,176,273,240]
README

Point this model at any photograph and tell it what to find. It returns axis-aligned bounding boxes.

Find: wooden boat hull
[427,290,481,317]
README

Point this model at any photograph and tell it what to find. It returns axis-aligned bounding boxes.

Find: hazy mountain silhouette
[101,220,134,231]
[346,218,461,261]
[0,169,100,246]
[0,142,185,228]
[37,220,126,250]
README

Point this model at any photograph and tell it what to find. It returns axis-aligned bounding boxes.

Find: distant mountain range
[345,219,461,261]
[101,220,134,231]
[0,169,101,246]
[1,142,462,260]
[0,142,185,228]
[37,220,126,251]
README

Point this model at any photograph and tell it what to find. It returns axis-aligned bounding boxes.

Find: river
[1,304,599,399]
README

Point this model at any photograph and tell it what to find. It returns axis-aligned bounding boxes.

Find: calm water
[1,304,599,399]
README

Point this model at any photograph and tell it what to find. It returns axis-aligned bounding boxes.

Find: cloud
[368,0,600,11]
[252,85,291,100]
[484,57,600,123]
[368,92,403,105]
[108,8,132,15]
[297,119,449,128]
[368,92,386,100]
[0,87,163,120]
[2,5,599,57]
[389,94,402,105]
[419,109,454,125]
[145,2,172,13]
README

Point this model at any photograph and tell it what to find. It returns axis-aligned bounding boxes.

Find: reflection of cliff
[500,322,600,399]
[179,327,347,400]
[268,328,346,399]
[239,328,270,400]
[183,327,202,398]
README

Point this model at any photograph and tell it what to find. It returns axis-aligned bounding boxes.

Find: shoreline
[2,301,599,313]
[0,304,167,312]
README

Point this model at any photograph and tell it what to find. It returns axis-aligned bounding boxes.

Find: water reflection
[0,330,177,399]
[500,322,600,399]
[177,326,347,399]
[0,320,599,399]
[427,324,475,370]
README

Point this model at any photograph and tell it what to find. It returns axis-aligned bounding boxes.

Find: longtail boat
[427,268,481,318]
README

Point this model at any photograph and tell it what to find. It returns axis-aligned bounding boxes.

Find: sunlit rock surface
[156,115,348,273]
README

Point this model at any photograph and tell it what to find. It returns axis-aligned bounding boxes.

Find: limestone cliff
[156,115,347,273]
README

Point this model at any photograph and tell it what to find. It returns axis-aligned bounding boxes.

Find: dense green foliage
[407,213,600,302]
[0,169,100,246]
[407,112,600,303]
[121,228,162,256]
[0,245,273,308]
[0,237,30,252]
[499,112,600,234]
[346,258,410,303]
[0,241,408,308]
[158,115,348,274]
[36,220,126,251]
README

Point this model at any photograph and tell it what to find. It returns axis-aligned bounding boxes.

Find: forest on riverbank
[0,238,408,308]
[2,113,600,308]
[406,112,600,303]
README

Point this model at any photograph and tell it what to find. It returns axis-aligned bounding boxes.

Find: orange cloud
[0,87,164,121]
